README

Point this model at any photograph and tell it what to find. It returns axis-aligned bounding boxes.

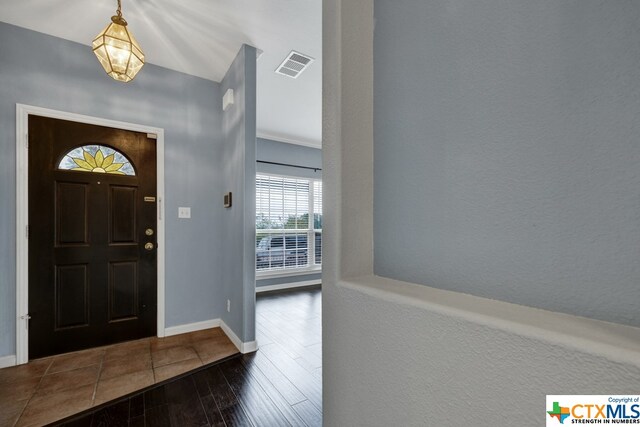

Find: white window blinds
[256,174,322,273]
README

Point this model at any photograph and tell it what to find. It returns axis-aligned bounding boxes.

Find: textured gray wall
[0,22,226,356]
[220,45,257,343]
[256,138,322,288]
[323,1,640,425]
[322,1,640,425]
[373,0,640,327]
[324,278,640,427]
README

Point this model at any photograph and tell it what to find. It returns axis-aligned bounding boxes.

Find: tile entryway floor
[0,328,238,427]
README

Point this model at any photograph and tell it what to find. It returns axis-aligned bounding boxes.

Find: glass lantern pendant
[92,0,144,82]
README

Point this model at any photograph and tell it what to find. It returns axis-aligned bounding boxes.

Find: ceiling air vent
[275,51,314,79]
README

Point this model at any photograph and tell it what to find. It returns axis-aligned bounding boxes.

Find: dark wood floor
[53,287,322,427]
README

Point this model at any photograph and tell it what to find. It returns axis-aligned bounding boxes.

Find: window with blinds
[313,181,322,265]
[256,174,322,273]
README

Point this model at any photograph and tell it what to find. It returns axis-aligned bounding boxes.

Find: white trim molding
[15,104,166,364]
[0,355,17,369]
[220,321,258,354]
[256,279,321,293]
[256,268,322,280]
[164,319,221,337]
[256,131,321,149]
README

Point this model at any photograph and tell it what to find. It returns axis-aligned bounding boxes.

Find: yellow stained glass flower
[59,145,135,176]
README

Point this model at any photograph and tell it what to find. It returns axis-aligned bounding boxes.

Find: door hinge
[26,225,29,239]
[25,132,29,149]
[21,314,31,329]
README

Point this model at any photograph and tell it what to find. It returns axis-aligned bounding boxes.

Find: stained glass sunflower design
[58,145,135,176]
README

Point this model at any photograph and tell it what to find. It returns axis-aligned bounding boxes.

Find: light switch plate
[178,207,191,219]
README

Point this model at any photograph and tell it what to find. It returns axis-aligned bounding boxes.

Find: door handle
[144,242,154,251]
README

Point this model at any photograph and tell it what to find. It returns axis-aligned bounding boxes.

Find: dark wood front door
[28,115,157,359]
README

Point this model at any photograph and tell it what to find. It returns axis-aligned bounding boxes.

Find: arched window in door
[58,145,136,176]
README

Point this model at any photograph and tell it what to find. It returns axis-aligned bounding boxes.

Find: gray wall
[324,278,640,426]
[373,0,640,327]
[256,138,322,180]
[323,1,640,425]
[220,45,257,343]
[256,138,322,288]
[0,22,227,357]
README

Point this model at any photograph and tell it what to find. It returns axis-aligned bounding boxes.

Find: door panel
[55,264,89,329]
[110,186,137,243]
[108,261,138,322]
[56,182,89,245]
[28,115,157,359]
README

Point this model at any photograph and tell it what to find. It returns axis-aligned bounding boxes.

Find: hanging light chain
[93,0,144,82]
[111,0,127,26]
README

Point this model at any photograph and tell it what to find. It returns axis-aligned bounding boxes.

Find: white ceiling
[0,0,322,147]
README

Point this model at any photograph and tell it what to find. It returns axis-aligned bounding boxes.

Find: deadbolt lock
[144,242,154,251]
[145,228,154,236]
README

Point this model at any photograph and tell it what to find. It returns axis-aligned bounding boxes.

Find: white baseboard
[220,320,258,354]
[164,319,221,337]
[241,340,259,353]
[0,354,17,369]
[256,279,321,293]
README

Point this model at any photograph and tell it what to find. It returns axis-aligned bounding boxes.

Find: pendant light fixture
[92,0,145,82]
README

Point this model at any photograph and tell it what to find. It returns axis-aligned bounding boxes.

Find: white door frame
[15,104,166,365]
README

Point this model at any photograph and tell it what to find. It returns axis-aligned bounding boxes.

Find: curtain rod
[257,160,322,172]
